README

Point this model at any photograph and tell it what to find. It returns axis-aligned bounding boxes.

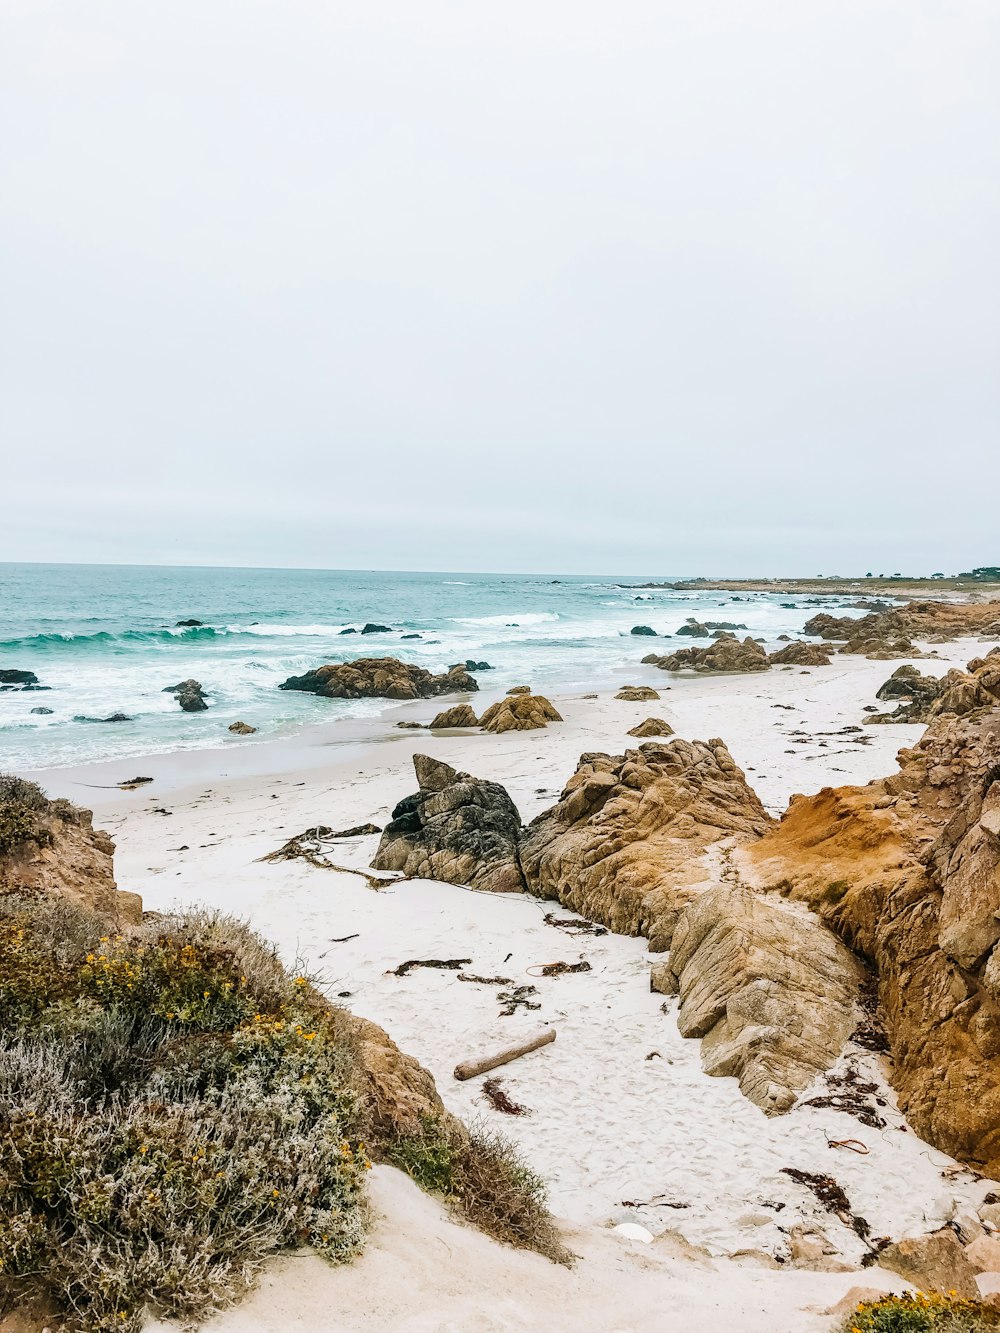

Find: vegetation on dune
[0,775,59,855]
[0,892,565,1331]
[841,1292,1000,1332]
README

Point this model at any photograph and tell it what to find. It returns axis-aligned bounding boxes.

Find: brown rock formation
[627,717,675,738]
[804,600,1000,651]
[479,694,562,733]
[519,739,772,950]
[768,641,833,667]
[877,1231,980,1299]
[228,720,257,734]
[750,705,1000,1174]
[0,777,139,926]
[429,704,479,728]
[645,637,770,674]
[868,650,1000,725]
[371,754,525,894]
[662,886,864,1114]
[616,685,661,701]
[280,658,478,700]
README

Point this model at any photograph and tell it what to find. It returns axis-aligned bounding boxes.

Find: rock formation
[280,658,478,701]
[631,626,657,636]
[768,641,833,667]
[164,679,208,711]
[803,600,1000,653]
[615,685,660,701]
[676,620,709,636]
[371,754,525,894]
[228,721,257,734]
[645,637,770,674]
[657,886,864,1114]
[627,717,675,738]
[479,694,562,733]
[429,704,479,728]
[519,739,772,949]
[750,704,1000,1174]
[0,776,139,926]
[868,651,1000,724]
[0,670,39,688]
[361,623,392,634]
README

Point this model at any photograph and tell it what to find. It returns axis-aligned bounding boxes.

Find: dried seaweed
[527,961,592,978]
[780,1167,871,1240]
[389,958,472,977]
[458,973,514,986]
[257,827,399,888]
[542,912,607,937]
[482,1078,529,1116]
[497,985,541,1017]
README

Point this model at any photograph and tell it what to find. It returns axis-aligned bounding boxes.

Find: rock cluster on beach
[479,694,562,733]
[868,650,1000,724]
[803,599,1000,658]
[280,657,478,701]
[643,636,770,674]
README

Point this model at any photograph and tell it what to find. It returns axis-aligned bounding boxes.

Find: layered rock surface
[869,650,1000,724]
[280,658,478,700]
[519,739,772,949]
[750,704,1000,1174]
[371,754,525,893]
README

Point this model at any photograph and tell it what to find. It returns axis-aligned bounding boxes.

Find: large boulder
[646,637,770,674]
[616,685,660,701]
[662,886,864,1114]
[371,755,525,894]
[429,704,479,729]
[0,670,38,688]
[868,651,1000,724]
[877,1231,980,1299]
[627,717,675,738]
[768,641,833,667]
[280,658,478,701]
[479,694,562,734]
[750,705,1000,1175]
[519,739,772,949]
[0,776,139,926]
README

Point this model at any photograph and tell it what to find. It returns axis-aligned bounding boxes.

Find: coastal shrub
[0,774,53,854]
[840,1292,1000,1332]
[385,1113,571,1264]
[0,896,371,1331]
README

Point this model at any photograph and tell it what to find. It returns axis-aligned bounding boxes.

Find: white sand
[36,645,999,1329]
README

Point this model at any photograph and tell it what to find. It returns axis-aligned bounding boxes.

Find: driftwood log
[453,1027,556,1081]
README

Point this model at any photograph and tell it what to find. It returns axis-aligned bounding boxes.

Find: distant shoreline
[620,576,1000,597]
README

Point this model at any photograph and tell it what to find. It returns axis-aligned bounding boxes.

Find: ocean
[0,563,868,772]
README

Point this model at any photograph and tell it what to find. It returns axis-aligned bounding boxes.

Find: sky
[1,1,998,576]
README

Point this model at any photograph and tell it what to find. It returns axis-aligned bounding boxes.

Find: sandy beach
[24,640,998,1330]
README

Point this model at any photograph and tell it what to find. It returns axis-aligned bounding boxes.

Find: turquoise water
[0,564,863,771]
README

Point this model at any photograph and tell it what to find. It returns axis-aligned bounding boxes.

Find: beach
[26,637,1000,1329]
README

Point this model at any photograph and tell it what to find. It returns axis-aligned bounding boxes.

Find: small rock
[175,618,203,627]
[30,706,54,715]
[361,623,392,634]
[631,626,657,636]
[163,679,208,712]
[615,685,660,701]
[628,717,675,738]
[965,1234,1000,1274]
[228,721,257,735]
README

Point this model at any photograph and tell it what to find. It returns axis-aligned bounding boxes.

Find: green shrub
[841,1291,1000,1332]
[386,1114,571,1264]
[0,897,371,1331]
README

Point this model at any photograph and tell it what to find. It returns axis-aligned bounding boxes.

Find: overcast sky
[1,1,997,575]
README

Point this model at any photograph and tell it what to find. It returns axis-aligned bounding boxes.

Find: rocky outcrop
[463,660,492,671]
[0,777,139,926]
[616,685,661,701]
[371,755,525,894]
[175,618,203,627]
[479,694,562,733]
[768,641,833,667]
[0,670,38,688]
[804,600,1000,653]
[646,637,770,674]
[361,623,392,634]
[164,679,208,711]
[429,704,479,728]
[519,739,772,950]
[676,620,709,636]
[750,704,1000,1175]
[627,717,675,738]
[868,651,1000,724]
[228,721,257,734]
[280,658,478,701]
[658,886,864,1114]
[631,626,657,636]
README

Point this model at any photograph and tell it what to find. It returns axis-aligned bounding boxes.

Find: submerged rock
[74,713,134,723]
[228,721,257,734]
[30,706,54,715]
[280,658,478,701]
[175,618,203,627]
[464,659,493,671]
[631,625,657,636]
[371,754,525,894]
[163,679,208,712]
[479,694,562,733]
[0,669,39,687]
[361,623,392,634]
